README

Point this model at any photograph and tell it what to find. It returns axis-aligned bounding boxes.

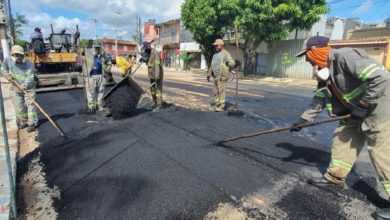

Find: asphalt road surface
[17,72,389,219]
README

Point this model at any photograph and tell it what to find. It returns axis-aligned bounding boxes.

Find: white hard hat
[11,45,25,55]
[316,67,330,81]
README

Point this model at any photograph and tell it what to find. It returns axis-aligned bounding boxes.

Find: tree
[181,0,235,67]
[79,39,90,48]
[223,0,328,75]
[131,34,140,44]
[180,52,194,71]
[12,13,29,41]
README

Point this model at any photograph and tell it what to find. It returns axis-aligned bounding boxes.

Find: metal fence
[266,39,313,79]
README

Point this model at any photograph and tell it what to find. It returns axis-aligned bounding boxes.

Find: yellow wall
[387,40,390,71]
[348,27,390,39]
[363,46,385,64]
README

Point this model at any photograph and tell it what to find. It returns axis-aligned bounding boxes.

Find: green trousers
[86,75,105,111]
[213,77,226,108]
[150,78,163,107]
[324,118,390,197]
[10,87,38,127]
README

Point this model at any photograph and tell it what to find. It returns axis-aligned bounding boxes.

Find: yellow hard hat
[11,45,25,55]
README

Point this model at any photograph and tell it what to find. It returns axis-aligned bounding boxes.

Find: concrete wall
[331,19,345,40]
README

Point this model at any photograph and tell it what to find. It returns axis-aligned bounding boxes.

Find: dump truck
[25,24,83,92]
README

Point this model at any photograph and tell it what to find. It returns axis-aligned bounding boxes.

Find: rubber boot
[17,122,28,129]
[27,125,36,133]
[375,208,390,220]
[308,177,345,188]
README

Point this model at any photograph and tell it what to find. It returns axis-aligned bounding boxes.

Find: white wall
[331,19,345,40]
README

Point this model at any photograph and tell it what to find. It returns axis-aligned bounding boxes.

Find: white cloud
[12,0,184,40]
[353,0,373,14]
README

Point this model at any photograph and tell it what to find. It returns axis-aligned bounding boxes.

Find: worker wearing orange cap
[292,35,390,219]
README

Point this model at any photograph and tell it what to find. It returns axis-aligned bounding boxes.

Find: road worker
[2,45,38,132]
[84,42,112,114]
[291,36,390,219]
[207,39,235,112]
[143,40,164,111]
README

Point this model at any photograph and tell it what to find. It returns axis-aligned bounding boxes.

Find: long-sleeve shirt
[1,57,36,91]
[301,48,390,131]
[208,49,235,81]
[147,49,163,80]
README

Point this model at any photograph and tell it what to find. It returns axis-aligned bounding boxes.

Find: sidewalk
[159,67,317,89]
[0,78,18,220]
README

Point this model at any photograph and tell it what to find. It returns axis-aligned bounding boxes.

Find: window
[124,45,128,51]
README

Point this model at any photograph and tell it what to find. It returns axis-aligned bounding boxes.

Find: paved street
[16,69,388,219]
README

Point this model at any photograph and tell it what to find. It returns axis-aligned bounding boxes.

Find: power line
[328,0,347,5]
[331,0,389,11]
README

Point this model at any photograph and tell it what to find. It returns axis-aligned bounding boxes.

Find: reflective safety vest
[1,57,36,90]
[302,48,390,130]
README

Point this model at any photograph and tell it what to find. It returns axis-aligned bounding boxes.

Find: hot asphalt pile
[104,76,144,120]
[16,89,388,219]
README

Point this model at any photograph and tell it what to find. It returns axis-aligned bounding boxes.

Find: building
[99,38,137,58]
[156,19,181,66]
[343,18,368,39]
[144,19,159,42]
[346,26,390,39]
[324,16,346,40]
[329,27,390,70]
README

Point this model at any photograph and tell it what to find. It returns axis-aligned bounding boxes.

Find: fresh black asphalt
[16,84,389,219]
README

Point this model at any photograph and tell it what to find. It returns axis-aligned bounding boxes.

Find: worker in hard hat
[1,45,38,132]
[291,36,390,219]
[143,40,164,111]
[207,39,235,112]
[84,42,112,114]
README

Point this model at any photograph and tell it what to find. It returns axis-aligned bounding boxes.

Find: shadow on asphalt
[275,142,330,173]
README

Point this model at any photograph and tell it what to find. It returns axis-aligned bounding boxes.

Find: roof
[329,37,390,46]
[99,38,138,45]
[156,19,180,27]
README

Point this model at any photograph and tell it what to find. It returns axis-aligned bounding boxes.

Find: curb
[0,78,18,220]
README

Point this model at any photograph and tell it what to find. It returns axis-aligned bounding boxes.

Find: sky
[10,0,390,41]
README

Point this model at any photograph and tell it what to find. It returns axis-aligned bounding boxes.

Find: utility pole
[114,11,121,58]
[138,16,142,45]
[89,18,98,40]
[6,0,13,44]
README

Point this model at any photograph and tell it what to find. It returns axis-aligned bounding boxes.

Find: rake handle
[7,78,65,136]
[217,115,350,145]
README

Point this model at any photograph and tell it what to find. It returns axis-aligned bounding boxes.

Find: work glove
[207,76,211,82]
[290,118,308,132]
[4,74,13,81]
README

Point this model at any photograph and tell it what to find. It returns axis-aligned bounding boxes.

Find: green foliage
[281,53,294,65]
[181,0,236,67]
[13,13,29,39]
[79,39,90,48]
[180,52,194,71]
[131,34,140,43]
[15,39,27,48]
[182,0,328,75]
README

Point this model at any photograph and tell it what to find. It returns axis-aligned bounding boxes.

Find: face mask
[11,56,25,63]
[315,67,330,81]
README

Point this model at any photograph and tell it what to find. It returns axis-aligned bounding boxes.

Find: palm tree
[12,13,29,46]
